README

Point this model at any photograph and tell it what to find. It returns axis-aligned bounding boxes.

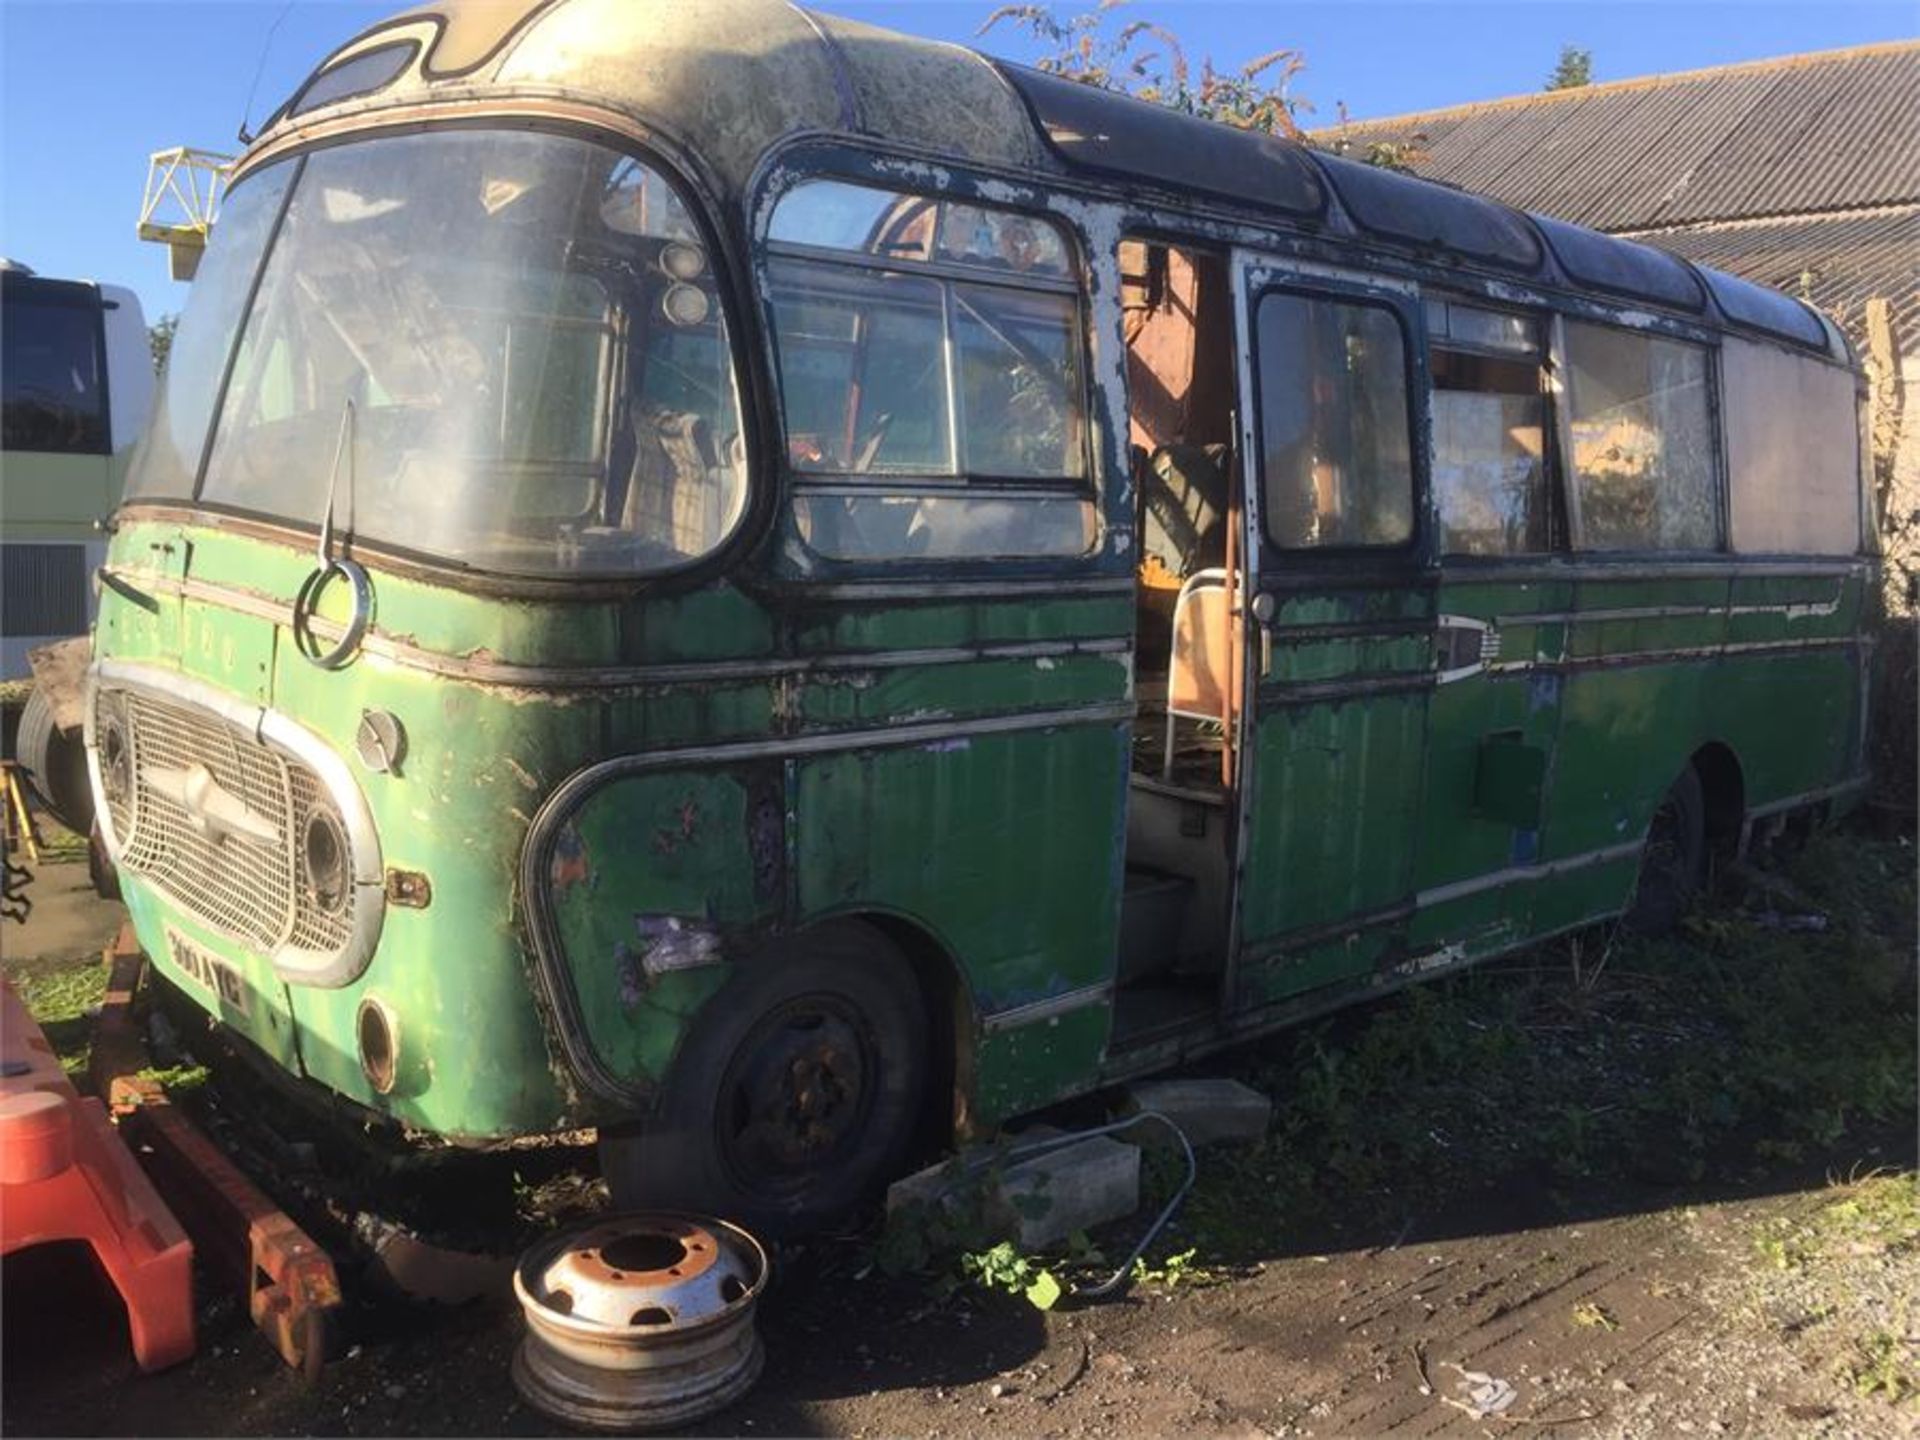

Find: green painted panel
[1237,923,1400,1010]
[795,724,1127,1012]
[1529,855,1639,936]
[547,767,780,1087]
[793,595,1132,653]
[797,653,1128,727]
[1544,648,1859,860]
[1239,690,1428,959]
[1269,588,1433,626]
[94,576,181,666]
[178,595,276,702]
[1406,881,1522,958]
[971,1004,1110,1129]
[600,682,778,751]
[114,517,779,669]
[1265,634,1429,684]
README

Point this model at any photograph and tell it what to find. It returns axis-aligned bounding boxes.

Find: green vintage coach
[88,0,1875,1232]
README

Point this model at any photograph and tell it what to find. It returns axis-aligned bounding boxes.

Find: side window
[1427,298,1551,555]
[765,178,1093,561]
[1721,336,1860,556]
[1564,321,1719,551]
[1255,291,1414,549]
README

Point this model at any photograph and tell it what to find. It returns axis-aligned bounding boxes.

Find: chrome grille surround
[87,660,385,988]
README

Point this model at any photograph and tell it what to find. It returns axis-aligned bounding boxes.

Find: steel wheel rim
[713,992,880,1201]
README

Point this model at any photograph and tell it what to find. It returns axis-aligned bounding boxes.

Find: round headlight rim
[98,700,134,808]
[301,802,352,918]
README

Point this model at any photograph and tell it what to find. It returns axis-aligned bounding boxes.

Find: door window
[1254,291,1415,549]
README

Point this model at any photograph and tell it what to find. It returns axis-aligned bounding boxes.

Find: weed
[1180,829,1915,1258]
[959,1241,1063,1311]
[11,959,107,1080]
[133,1063,209,1094]
[1841,1324,1918,1405]
[1131,1246,1211,1289]
[1570,1300,1620,1331]
[875,1150,1070,1311]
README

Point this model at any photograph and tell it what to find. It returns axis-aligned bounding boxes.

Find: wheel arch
[837,910,976,1157]
[1689,740,1746,864]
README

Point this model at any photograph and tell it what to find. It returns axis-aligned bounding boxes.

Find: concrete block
[1122,1077,1273,1146]
[988,1135,1140,1249]
[886,1156,965,1217]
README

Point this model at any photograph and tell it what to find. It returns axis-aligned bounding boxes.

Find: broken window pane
[1565,322,1718,551]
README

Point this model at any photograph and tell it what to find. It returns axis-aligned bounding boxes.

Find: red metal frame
[89,927,343,1378]
[1,976,194,1372]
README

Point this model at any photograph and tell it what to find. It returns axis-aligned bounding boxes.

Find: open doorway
[1114,237,1243,1048]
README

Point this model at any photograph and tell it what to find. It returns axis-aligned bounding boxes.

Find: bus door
[1225,255,1437,1012]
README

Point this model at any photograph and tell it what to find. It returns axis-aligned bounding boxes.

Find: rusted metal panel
[89,928,343,1378]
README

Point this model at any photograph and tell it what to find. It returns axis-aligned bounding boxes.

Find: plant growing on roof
[981,1,1310,138]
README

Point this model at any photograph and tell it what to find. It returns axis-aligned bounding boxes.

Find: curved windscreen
[127,128,747,577]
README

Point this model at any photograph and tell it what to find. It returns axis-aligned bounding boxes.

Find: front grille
[101,684,355,957]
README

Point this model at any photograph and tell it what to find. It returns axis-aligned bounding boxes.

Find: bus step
[1118,867,1194,984]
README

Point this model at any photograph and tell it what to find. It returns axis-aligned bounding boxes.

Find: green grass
[1747,1171,1920,1408]
[1171,828,1917,1258]
[10,959,107,1081]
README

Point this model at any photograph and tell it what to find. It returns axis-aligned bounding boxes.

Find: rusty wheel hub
[721,1003,874,1190]
[513,1214,769,1431]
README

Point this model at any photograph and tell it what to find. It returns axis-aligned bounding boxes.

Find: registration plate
[165,928,251,1016]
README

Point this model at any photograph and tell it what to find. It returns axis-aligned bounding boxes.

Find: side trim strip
[1417,839,1645,910]
[1497,593,1847,627]
[785,576,1137,601]
[1747,776,1868,821]
[980,983,1114,1034]
[1440,559,1867,585]
[107,568,1132,688]
[1260,671,1435,707]
[1487,634,1861,676]
[544,702,1136,806]
[1240,898,1414,968]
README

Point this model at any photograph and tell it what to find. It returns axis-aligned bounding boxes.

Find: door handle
[1249,591,1276,678]
[1436,615,1500,684]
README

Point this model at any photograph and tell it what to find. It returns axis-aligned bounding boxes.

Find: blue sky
[2,0,1910,326]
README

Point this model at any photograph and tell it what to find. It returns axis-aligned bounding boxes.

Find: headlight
[98,697,132,807]
[301,802,351,916]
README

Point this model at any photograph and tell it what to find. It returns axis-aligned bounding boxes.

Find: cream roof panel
[496,0,850,190]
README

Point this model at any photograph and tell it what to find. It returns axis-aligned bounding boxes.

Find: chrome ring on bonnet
[292,557,372,671]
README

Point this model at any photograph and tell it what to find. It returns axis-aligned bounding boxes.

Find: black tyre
[88,821,120,901]
[599,921,929,1237]
[15,685,94,836]
[1626,766,1706,935]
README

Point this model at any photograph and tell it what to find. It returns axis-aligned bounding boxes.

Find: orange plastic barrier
[0,978,194,1372]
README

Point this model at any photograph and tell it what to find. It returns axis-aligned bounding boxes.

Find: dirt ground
[3,857,1915,1439]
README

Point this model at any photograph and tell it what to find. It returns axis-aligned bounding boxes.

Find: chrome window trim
[86,659,386,988]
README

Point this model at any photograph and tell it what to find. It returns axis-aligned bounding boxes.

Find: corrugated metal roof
[1626,205,1920,340]
[1319,41,1920,231]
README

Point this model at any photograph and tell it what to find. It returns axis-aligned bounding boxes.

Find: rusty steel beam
[90,926,344,1379]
